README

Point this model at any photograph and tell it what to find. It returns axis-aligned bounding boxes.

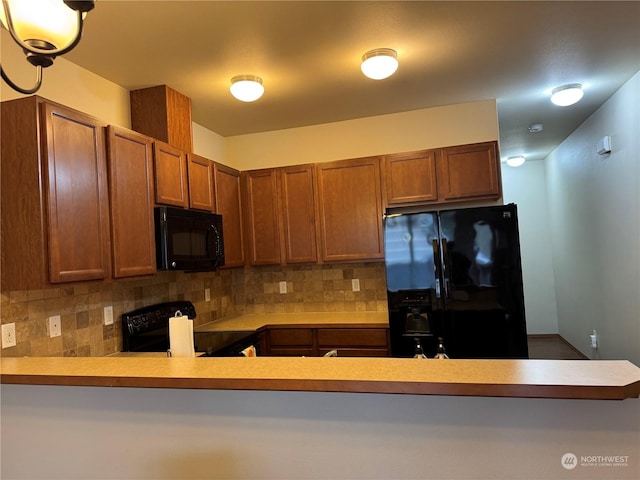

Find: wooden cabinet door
[106,126,157,278]
[280,165,317,264]
[437,141,502,202]
[187,153,215,212]
[213,162,244,267]
[41,102,111,283]
[243,169,281,265]
[384,149,438,206]
[315,157,384,262]
[153,141,188,207]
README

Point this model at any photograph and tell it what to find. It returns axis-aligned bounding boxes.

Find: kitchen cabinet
[106,126,157,278]
[187,153,216,212]
[213,162,245,267]
[315,157,384,262]
[279,164,318,264]
[1,97,111,290]
[261,325,390,357]
[130,85,193,153]
[153,141,189,208]
[243,164,318,266]
[265,328,315,357]
[384,149,439,205]
[383,141,502,207]
[243,169,282,265]
[437,141,502,202]
[317,328,389,357]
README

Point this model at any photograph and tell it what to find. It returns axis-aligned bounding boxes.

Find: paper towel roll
[169,313,195,358]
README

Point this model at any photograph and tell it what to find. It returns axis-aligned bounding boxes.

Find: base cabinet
[261,326,389,357]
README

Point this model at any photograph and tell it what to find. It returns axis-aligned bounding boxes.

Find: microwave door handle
[206,224,221,268]
[441,238,451,299]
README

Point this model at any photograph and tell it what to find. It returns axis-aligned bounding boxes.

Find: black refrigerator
[383,203,528,359]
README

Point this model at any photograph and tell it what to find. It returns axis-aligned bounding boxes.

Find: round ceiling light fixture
[506,155,526,167]
[361,48,398,80]
[550,83,583,106]
[230,74,264,102]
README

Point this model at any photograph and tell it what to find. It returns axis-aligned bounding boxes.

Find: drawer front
[317,328,388,347]
[319,348,389,357]
[268,328,313,346]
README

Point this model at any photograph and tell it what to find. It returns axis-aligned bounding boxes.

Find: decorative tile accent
[0,262,388,357]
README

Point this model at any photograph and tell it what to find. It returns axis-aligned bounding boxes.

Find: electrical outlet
[352,279,360,292]
[205,288,211,302]
[48,315,62,338]
[279,281,287,294]
[103,306,114,326]
[2,323,17,348]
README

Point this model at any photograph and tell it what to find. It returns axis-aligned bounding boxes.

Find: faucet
[323,349,338,357]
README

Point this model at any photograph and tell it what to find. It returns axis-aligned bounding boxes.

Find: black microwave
[154,207,225,272]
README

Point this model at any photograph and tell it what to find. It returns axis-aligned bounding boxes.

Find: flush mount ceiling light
[230,74,264,102]
[506,155,526,167]
[550,83,584,106]
[361,48,398,80]
[0,0,95,94]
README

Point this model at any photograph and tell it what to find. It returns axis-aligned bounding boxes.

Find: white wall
[502,161,559,334]
[546,71,640,364]
[2,385,638,480]
[226,100,498,170]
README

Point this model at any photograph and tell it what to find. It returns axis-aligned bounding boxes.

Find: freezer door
[383,212,440,293]
[438,204,528,358]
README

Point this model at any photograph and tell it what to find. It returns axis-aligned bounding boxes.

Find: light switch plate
[205,288,211,302]
[103,306,114,326]
[279,281,287,294]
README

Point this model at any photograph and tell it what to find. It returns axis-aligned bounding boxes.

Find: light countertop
[1,356,639,400]
[194,311,389,332]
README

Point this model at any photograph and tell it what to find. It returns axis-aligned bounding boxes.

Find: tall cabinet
[1,97,111,290]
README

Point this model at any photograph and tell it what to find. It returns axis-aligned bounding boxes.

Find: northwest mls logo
[561,453,578,470]
[561,452,630,470]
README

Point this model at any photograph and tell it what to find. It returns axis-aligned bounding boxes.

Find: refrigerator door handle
[432,239,442,298]
[441,238,450,299]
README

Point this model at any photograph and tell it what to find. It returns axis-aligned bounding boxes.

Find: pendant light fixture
[230,74,264,102]
[0,0,95,94]
[550,83,584,106]
[361,48,398,80]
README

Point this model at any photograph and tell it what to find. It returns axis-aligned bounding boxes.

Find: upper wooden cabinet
[213,162,245,268]
[437,141,502,202]
[130,85,193,153]
[315,157,384,262]
[152,141,189,208]
[383,141,502,207]
[187,153,216,212]
[243,165,318,266]
[279,164,318,264]
[243,169,282,265]
[384,149,438,206]
[1,97,111,290]
[106,126,157,278]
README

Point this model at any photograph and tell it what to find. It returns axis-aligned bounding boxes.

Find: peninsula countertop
[1,356,639,401]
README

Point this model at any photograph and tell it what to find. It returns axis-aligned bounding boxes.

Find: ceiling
[62,1,640,163]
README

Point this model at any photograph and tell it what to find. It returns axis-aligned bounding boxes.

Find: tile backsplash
[0,262,387,357]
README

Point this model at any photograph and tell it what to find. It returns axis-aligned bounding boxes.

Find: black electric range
[121,301,258,356]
